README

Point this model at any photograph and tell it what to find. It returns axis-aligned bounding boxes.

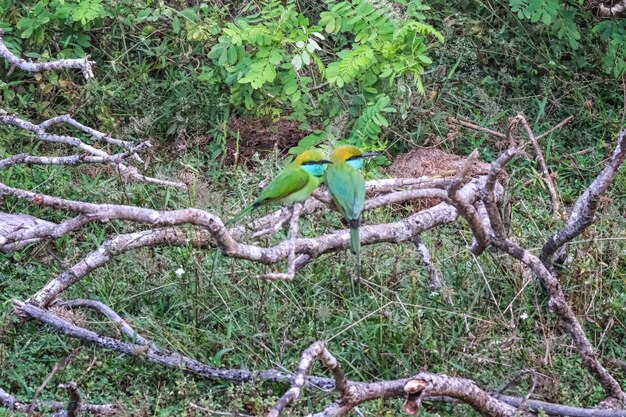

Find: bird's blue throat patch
[347,158,364,170]
[301,163,326,177]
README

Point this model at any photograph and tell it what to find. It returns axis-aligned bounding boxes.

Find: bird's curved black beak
[362,152,381,158]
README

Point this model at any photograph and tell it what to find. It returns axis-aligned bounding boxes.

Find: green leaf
[292,54,302,71]
[263,64,277,82]
[172,16,181,34]
[227,46,238,65]
[301,50,310,66]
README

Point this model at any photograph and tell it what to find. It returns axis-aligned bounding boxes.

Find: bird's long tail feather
[226,203,255,226]
[349,226,360,256]
[350,225,362,279]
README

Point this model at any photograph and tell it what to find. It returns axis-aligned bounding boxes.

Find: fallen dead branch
[2,177,487,307]
[0,112,186,188]
[540,128,626,266]
[471,128,626,402]
[5,113,625,414]
[267,341,348,417]
[0,30,95,79]
[13,301,339,390]
[13,303,626,417]
[0,385,118,416]
[56,299,159,350]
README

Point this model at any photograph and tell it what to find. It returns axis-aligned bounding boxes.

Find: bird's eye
[346,155,363,161]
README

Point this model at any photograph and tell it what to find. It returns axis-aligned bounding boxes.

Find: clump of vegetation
[1,0,625,415]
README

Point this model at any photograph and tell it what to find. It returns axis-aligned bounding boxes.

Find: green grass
[1,0,626,415]
[1,151,624,415]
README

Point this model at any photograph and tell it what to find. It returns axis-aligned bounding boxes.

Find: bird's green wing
[255,166,310,205]
[326,163,365,222]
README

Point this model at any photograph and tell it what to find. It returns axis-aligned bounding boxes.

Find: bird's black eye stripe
[347,155,363,161]
[301,161,318,166]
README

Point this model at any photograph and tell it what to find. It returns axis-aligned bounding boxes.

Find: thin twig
[26,349,80,416]
[447,117,507,139]
[516,113,561,218]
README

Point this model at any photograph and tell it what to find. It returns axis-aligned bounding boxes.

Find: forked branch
[0,112,186,188]
[4,178,485,307]
[15,303,624,417]
[473,127,626,402]
[541,128,626,265]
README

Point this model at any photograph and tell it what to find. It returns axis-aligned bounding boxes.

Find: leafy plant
[350,94,396,146]
[592,19,626,77]
[206,0,442,150]
[508,0,624,76]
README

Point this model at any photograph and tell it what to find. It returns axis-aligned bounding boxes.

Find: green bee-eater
[228,149,332,224]
[325,145,379,257]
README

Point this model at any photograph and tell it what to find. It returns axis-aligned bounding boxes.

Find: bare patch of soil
[385,147,491,179]
[384,147,493,211]
[222,117,312,166]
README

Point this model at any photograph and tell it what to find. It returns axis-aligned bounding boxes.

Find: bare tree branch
[245,177,452,239]
[56,299,159,350]
[268,341,347,417]
[481,148,527,238]
[1,214,97,253]
[492,394,626,417]
[11,178,486,307]
[0,385,118,416]
[13,301,337,389]
[0,112,186,188]
[0,30,95,79]
[447,149,490,254]
[0,142,151,169]
[437,130,626,402]
[13,303,626,417]
[401,373,525,417]
[541,128,626,265]
[490,236,625,401]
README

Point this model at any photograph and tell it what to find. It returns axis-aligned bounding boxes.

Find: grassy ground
[1,148,625,416]
[1,1,626,416]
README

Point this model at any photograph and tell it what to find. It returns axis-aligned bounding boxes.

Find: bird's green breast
[326,162,365,221]
[279,174,323,204]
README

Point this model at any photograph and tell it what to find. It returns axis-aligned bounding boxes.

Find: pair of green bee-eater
[228,145,378,258]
